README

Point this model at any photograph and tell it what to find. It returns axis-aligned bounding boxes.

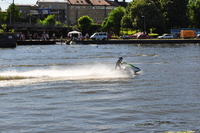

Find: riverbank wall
[76,39,200,44]
[0,33,16,48]
[16,39,200,46]
[17,40,56,45]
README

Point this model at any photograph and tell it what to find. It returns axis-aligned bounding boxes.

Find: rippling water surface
[0,44,199,133]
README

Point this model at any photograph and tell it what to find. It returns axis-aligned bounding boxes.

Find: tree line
[0,0,200,36]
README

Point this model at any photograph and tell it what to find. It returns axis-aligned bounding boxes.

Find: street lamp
[142,16,145,34]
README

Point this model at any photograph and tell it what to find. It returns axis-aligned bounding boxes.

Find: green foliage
[0,24,14,33]
[90,23,101,33]
[188,0,200,28]
[101,17,114,31]
[102,6,125,36]
[5,3,21,22]
[1,24,6,30]
[0,24,6,33]
[0,8,2,23]
[121,15,133,29]
[9,29,14,33]
[121,0,165,34]
[78,15,94,35]
[37,15,61,26]
[55,21,62,26]
[121,29,137,35]
[162,0,189,29]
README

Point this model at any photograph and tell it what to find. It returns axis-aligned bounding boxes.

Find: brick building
[16,0,128,26]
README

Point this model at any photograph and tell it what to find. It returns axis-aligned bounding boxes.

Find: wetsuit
[115,59,122,69]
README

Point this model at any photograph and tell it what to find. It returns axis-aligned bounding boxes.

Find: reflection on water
[0,44,199,132]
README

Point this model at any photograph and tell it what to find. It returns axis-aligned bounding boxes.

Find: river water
[0,43,199,133]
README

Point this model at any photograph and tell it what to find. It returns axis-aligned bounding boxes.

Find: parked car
[158,34,173,39]
[137,34,153,39]
[120,35,136,39]
[196,34,200,38]
[90,32,108,40]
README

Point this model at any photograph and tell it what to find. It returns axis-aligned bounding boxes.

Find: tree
[188,0,200,28]
[122,0,165,34]
[101,17,114,32]
[5,3,21,23]
[0,8,2,23]
[161,0,189,29]
[102,6,125,36]
[121,14,133,29]
[78,15,94,35]
[37,15,56,25]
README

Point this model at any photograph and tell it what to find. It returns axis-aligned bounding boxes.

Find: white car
[158,34,173,39]
[197,34,200,38]
[90,32,108,40]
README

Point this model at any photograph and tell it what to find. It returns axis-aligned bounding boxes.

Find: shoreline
[16,39,200,45]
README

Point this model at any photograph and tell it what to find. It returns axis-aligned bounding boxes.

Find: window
[56,5,59,8]
[49,5,52,8]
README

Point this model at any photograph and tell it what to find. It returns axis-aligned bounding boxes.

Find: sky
[0,0,132,10]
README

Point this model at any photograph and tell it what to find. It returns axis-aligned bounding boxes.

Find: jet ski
[122,62,140,75]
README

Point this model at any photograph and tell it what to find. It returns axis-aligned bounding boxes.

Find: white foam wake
[0,64,132,87]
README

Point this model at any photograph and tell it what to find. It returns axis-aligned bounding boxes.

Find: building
[37,1,68,24]
[15,0,127,26]
[67,0,118,25]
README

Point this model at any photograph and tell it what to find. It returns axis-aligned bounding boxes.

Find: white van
[90,32,108,40]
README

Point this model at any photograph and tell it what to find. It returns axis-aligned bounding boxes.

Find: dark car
[137,34,153,39]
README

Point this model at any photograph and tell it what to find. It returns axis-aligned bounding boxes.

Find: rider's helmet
[119,57,123,60]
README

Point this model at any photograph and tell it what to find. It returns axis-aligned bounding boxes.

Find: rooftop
[89,0,110,5]
[67,0,89,5]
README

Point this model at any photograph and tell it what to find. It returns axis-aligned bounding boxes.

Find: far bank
[15,39,200,46]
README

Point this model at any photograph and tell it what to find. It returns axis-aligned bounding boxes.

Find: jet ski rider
[115,57,123,69]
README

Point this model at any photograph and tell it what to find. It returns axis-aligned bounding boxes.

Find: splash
[0,64,133,87]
